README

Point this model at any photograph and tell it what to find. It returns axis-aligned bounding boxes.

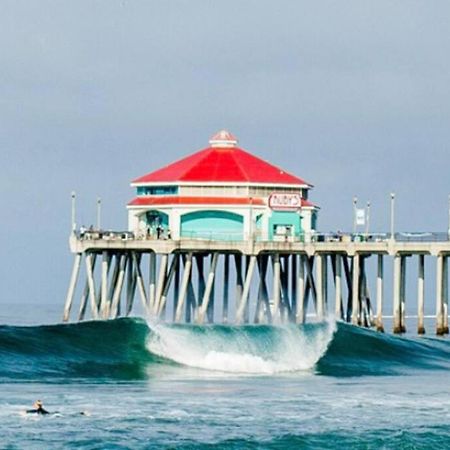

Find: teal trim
[312,211,318,230]
[268,210,302,240]
[181,210,243,241]
[137,186,178,196]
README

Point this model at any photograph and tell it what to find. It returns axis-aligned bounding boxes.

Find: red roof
[128,196,316,208]
[132,132,311,186]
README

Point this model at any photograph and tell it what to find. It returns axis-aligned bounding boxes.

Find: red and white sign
[268,193,302,210]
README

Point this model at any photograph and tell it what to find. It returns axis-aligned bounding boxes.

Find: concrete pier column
[125,256,137,316]
[400,256,407,333]
[376,255,384,332]
[255,255,268,323]
[223,254,230,323]
[172,254,180,321]
[334,254,342,320]
[132,253,148,314]
[316,254,324,320]
[154,254,168,314]
[296,255,305,324]
[198,252,219,323]
[393,254,402,333]
[444,256,449,334]
[148,252,156,311]
[100,251,109,318]
[158,254,179,316]
[272,253,281,323]
[436,254,445,335]
[63,253,82,322]
[291,255,297,316]
[175,253,193,322]
[417,254,425,334]
[105,254,121,318]
[351,254,360,325]
[111,255,127,318]
[234,255,243,323]
[85,252,99,320]
[322,254,328,316]
[236,255,257,324]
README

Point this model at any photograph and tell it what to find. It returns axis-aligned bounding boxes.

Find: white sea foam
[146,320,336,374]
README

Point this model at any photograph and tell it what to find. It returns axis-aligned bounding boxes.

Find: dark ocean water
[0,317,449,449]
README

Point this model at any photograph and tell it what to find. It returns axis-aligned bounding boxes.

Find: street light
[71,191,76,233]
[390,192,395,240]
[448,194,450,239]
[353,196,358,234]
[96,197,102,230]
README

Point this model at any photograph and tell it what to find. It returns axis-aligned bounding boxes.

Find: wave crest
[147,321,336,374]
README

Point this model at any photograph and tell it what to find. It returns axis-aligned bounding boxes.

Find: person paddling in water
[26,400,50,415]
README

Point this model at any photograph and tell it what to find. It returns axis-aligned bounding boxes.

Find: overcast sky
[1,1,450,308]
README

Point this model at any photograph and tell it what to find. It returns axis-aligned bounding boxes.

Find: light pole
[365,201,371,236]
[71,191,76,233]
[390,192,395,240]
[448,194,450,239]
[352,196,358,235]
[96,197,102,230]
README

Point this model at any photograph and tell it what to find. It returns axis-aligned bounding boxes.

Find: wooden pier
[63,232,450,335]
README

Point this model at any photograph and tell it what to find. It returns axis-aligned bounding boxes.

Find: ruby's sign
[268,193,302,210]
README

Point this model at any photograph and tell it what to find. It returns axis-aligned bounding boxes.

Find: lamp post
[71,191,76,233]
[96,197,102,230]
[352,196,358,235]
[448,194,450,240]
[365,201,371,236]
[390,192,395,240]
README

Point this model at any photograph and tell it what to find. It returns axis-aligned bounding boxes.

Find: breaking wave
[0,318,449,381]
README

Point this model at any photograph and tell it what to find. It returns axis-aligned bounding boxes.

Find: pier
[63,131,450,335]
[63,232,450,335]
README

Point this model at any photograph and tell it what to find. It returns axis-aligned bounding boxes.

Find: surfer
[26,400,50,415]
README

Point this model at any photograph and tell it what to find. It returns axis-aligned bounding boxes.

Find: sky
[1,1,450,309]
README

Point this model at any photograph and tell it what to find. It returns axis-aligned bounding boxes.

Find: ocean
[1,307,449,449]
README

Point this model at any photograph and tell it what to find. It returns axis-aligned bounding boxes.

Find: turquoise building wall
[268,210,302,240]
[181,210,243,241]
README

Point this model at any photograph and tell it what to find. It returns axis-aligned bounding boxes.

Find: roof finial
[209,130,238,148]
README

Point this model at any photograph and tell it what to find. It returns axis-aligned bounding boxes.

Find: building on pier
[127,130,318,241]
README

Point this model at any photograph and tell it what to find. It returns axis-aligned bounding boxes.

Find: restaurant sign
[268,193,302,210]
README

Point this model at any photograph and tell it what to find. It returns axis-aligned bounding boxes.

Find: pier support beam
[393,254,402,333]
[111,255,127,318]
[351,254,360,325]
[316,254,324,320]
[444,256,449,334]
[63,253,82,322]
[296,255,305,324]
[375,255,384,332]
[400,256,407,333]
[198,252,219,323]
[148,252,156,311]
[154,254,168,315]
[132,252,148,315]
[236,255,257,324]
[158,254,179,316]
[85,252,99,320]
[100,251,109,318]
[175,253,193,322]
[272,254,281,323]
[417,255,425,334]
[334,254,343,320]
[223,254,230,323]
[436,254,446,335]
